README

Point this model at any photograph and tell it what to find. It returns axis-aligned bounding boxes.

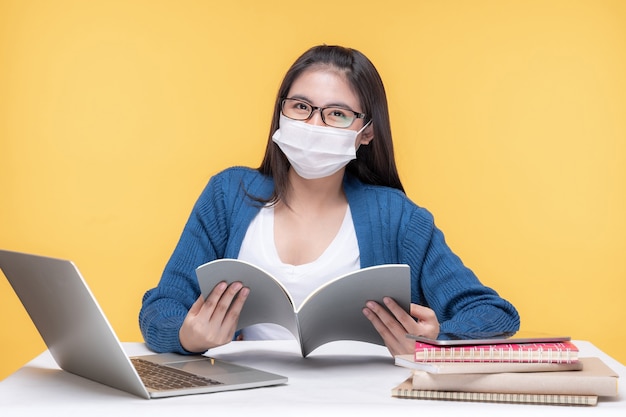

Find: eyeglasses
[280,98,367,129]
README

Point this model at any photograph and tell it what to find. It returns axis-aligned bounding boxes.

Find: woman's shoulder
[201,166,273,201]
[345,175,433,219]
[205,166,270,187]
[211,166,262,180]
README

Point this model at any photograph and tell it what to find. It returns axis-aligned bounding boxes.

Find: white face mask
[272,114,370,179]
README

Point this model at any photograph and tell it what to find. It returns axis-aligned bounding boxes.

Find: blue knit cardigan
[139,167,520,353]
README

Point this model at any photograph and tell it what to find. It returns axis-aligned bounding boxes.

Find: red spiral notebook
[406,332,577,363]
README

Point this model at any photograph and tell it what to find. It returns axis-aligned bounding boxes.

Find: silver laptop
[0,249,287,399]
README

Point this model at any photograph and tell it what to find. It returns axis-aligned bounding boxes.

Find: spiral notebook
[391,377,598,406]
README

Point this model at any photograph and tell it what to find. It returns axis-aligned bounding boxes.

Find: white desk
[1,340,624,416]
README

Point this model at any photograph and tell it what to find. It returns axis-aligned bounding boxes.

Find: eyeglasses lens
[281,99,355,128]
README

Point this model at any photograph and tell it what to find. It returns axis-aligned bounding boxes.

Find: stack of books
[392,339,619,406]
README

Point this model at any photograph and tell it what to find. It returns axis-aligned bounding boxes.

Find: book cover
[392,377,598,406]
[414,340,579,363]
[407,331,571,346]
[196,259,411,356]
[409,357,619,396]
[395,354,583,374]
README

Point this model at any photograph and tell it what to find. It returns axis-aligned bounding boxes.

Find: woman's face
[285,68,373,144]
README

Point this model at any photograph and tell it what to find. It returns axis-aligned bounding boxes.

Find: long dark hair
[257,45,404,204]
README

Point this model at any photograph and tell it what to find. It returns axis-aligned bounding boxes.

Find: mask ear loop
[355,119,373,152]
[356,119,373,135]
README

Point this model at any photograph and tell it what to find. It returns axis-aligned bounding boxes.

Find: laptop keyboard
[131,358,224,391]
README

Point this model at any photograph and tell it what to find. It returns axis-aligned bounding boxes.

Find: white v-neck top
[237,205,360,340]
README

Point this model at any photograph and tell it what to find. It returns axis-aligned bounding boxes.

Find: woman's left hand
[363,298,440,356]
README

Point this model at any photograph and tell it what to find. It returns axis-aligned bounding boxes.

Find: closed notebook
[395,354,583,374]
[392,377,598,406]
[410,357,618,396]
[414,340,579,363]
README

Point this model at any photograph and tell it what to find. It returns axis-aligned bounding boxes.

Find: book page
[297,264,411,356]
[196,259,299,338]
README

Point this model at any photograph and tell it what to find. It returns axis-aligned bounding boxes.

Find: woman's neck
[273,168,349,265]
[283,168,347,212]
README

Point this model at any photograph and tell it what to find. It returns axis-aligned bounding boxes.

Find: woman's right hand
[179,281,250,353]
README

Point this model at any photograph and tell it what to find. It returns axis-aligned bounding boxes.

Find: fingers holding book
[179,281,250,353]
[363,298,440,357]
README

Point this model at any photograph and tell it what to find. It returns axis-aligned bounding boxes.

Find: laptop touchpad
[167,360,248,377]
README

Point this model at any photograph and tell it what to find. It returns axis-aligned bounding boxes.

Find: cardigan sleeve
[402,208,520,337]
[139,173,231,354]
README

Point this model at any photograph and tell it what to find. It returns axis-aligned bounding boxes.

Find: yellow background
[1,0,625,380]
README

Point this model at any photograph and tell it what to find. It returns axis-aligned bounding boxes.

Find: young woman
[139,45,519,357]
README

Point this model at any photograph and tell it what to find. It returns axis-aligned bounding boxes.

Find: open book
[196,259,411,356]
